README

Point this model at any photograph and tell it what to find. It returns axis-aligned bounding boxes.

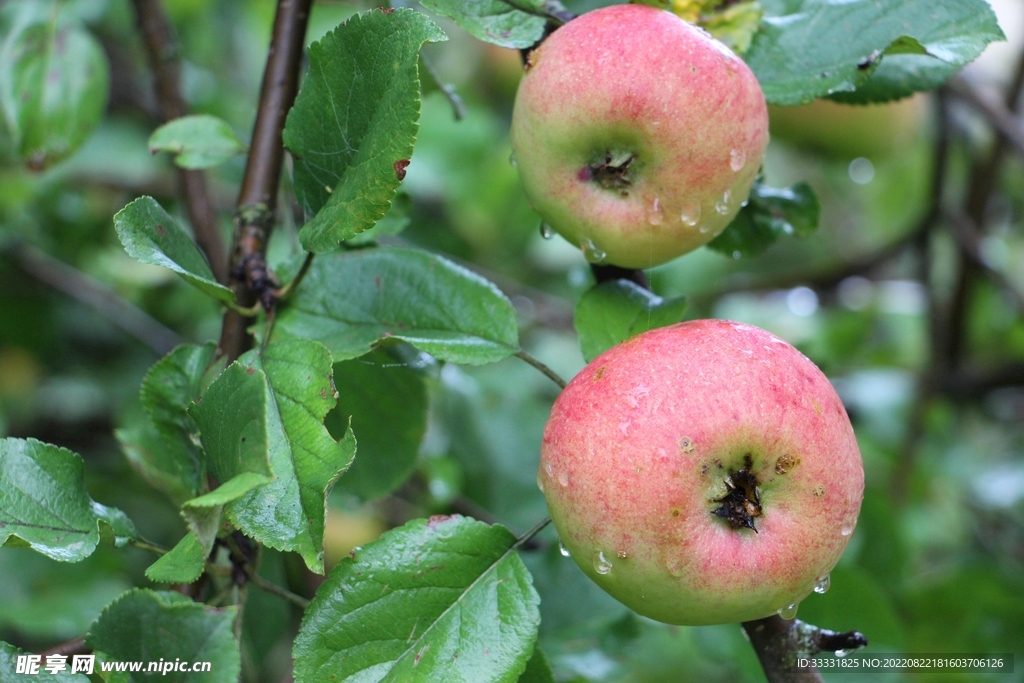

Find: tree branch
[218,0,312,363]
[742,615,867,683]
[3,240,181,355]
[131,0,228,285]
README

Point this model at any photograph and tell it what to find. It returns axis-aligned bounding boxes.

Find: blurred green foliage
[1,0,1023,681]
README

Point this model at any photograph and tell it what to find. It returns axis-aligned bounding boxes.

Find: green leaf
[148,114,246,170]
[119,343,215,502]
[707,181,819,257]
[226,339,356,573]
[113,197,234,303]
[327,348,428,502]
[420,0,545,49]
[517,647,555,683]
[293,515,540,683]
[0,13,109,170]
[746,0,1004,105]
[0,641,92,682]
[345,192,412,246]
[574,280,687,362]
[86,589,240,683]
[273,246,520,365]
[144,532,205,584]
[0,438,136,561]
[283,9,446,252]
[704,1,763,56]
[188,360,273,484]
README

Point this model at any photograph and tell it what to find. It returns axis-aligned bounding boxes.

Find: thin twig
[420,53,466,121]
[512,516,551,551]
[273,251,316,302]
[948,76,1024,160]
[132,0,228,285]
[515,349,568,389]
[741,615,868,683]
[129,537,171,555]
[38,637,89,658]
[3,240,181,355]
[945,209,1024,313]
[219,0,312,363]
[248,572,311,608]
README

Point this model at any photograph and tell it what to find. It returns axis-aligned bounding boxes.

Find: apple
[538,319,863,625]
[510,4,769,269]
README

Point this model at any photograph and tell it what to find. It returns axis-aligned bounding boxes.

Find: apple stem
[741,615,868,683]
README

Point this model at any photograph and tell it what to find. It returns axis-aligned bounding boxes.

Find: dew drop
[730,148,746,172]
[715,190,732,215]
[680,201,702,227]
[647,198,664,225]
[558,541,570,557]
[593,550,613,575]
[814,575,831,594]
[536,472,545,493]
[581,238,607,264]
[841,524,854,537]
[539,222,554,239]
[508,151,517,167]
[557,471,569,487]
[777,603,799,620]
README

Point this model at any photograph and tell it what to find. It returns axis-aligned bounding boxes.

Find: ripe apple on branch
[510,3,769,269]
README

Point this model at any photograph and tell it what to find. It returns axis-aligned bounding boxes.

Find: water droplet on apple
[730,148,746,172]
[536,472,545,493]
[681,201,701,227]
[539,222,554,239]
[557,471,569,487]
[647,198,664,225]
[508,151,517,167]
[715,190,732,215]
[841,523,854,536]
[558,541,570,557]
[581,238,607,264]
[593,550,613,574]
[814,575,831,594]
[777,603,799,620]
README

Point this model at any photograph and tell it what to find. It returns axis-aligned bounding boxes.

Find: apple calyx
[711,453,763,532]
[580,150,638,194]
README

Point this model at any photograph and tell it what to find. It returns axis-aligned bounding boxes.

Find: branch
[248,572,310,608]
[38,638,90,658]
[3,240,182,355]
[131,0,228,285]
[742,615,867,683]
[948,76,1024,161]
[218,0,312,363]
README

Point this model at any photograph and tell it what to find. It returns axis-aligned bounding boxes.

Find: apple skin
[510,4,769,269]
[538,320,863,625]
